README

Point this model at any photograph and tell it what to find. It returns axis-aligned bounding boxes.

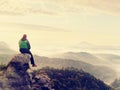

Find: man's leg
[27,51,36,66]
[20,49,36,67]
[20,48,26,53]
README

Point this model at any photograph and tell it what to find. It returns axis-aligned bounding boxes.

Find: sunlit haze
[0,0,120,56]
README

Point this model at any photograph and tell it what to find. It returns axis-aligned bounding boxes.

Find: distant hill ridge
[0,41,16,54]
[50,52,104,65]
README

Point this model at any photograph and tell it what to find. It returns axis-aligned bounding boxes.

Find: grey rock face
[0,54,31,90]
[0,54,54,90]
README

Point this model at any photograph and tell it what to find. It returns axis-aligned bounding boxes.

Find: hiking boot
[32,64,37,67]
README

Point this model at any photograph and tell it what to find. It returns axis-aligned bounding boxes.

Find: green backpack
[19,40,29,49]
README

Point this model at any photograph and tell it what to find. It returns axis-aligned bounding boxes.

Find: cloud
[0,22,67,32]
[76,0,120,15]
[71,42,120,54]
[0,0,28,15]
[0,0,120,16]
[51,0,120,16]
[0,0,59,15]
[55,0,120,15]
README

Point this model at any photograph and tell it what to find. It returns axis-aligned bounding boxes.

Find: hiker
[19,34,37,67]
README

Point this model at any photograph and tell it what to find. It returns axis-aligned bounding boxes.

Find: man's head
[22,34,27,40]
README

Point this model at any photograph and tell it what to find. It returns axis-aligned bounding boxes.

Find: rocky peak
[0,54,113,90]
[0,54,54,90]
[0,54,31,90]
[7,54,30,73]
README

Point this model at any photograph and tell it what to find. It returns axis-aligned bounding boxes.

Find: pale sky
[0,0,120,56]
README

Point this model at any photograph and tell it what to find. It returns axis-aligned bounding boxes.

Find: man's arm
[27,40,31,49]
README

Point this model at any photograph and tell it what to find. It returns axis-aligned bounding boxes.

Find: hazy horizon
[0,0,120,56]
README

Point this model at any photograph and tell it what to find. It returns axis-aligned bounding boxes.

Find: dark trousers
[20,48,35,65]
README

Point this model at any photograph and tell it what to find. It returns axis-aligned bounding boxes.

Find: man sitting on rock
[19,34,37,67]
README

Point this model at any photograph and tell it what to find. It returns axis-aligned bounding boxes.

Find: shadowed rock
[0,54,31,90]
[7,54,30,73]
[0,54,54,90]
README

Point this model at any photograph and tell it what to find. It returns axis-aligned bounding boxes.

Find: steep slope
[34,55,116,83]
[0,54,113,90]
[111,79,120,90]
[39,67,113,90]
[96,53,120,77]
[96,54,120,64]
[50,52,120,82]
